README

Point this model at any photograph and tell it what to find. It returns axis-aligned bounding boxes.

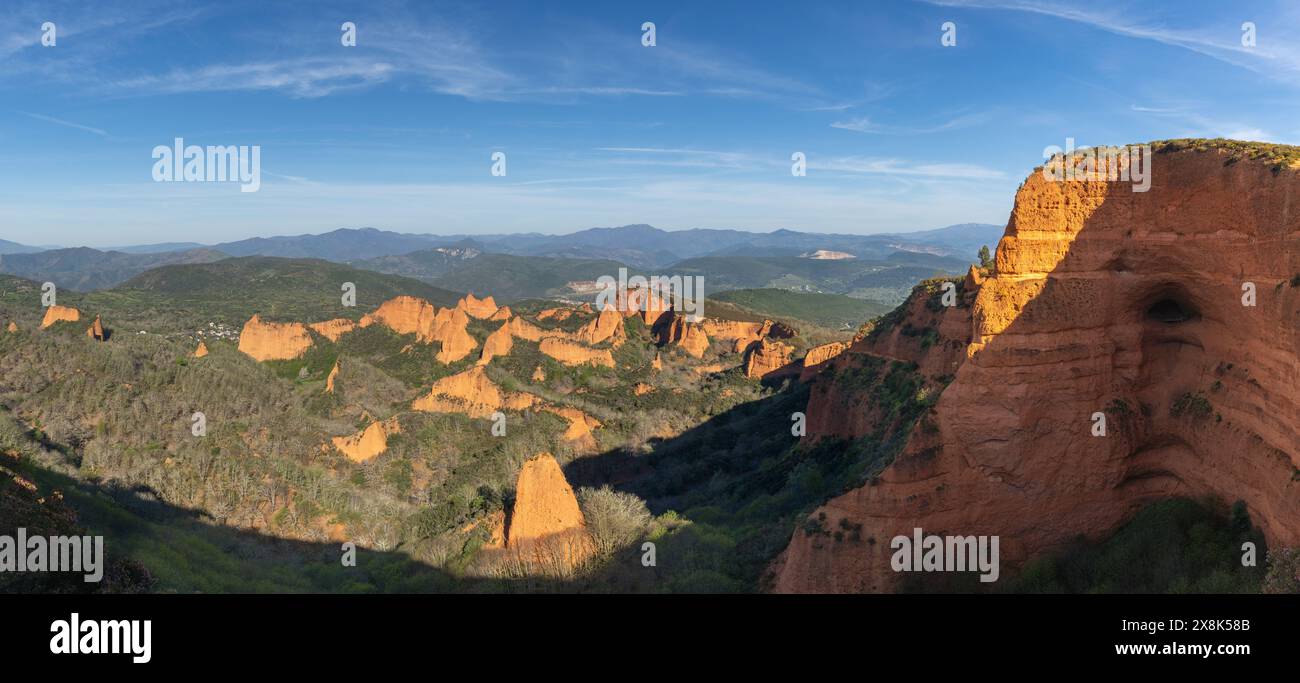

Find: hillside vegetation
[83,257,463,331]
[710,288,891,331]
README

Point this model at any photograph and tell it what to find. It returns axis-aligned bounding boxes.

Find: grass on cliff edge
[1037,139,1300,175]
[1151,138,1300,170]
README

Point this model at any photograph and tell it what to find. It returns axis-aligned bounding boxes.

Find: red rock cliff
[775,143,1300,592]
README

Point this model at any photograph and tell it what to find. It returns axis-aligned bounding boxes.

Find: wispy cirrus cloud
[109,59,398,98]
[18,4,821,105]
[592,146,1006,180]
[594,147,770,171]
[831,110,994,134]
[814,156,1006,179]
[922,0,1300,86]
[0,2,211,78]
[1128,103,1283,143]
[1130,103,1188,114]
[20,111,107,136]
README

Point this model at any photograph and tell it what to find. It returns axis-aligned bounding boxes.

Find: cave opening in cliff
[1146,298,1195,323]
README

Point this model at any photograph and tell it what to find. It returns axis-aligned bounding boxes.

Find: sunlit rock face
[358,296,477,363]
[504,453,595,572]
[539,337,615,367]
[775,145,1300,593]
[237,314,312,361]
[331,417,401,463]
[40,305,80,329]
[743,338,794,379]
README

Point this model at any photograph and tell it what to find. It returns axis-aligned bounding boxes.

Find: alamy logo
[890,527,1000,583]
[50,613,152,664]
[0,528,103,583]
[1041,137,1151,192]
[152,137,261,192]
[595,267,705,320]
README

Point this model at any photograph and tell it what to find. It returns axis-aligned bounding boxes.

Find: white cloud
[110,59,397,98]
[923,0,1300,86]
[831,111,993,134]
[814,156,1007,179]
[21,112,107,136]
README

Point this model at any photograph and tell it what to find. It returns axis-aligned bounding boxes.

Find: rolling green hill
[709,288,891,331]
[409,250,967,307]
[666,254,967,306]
[428,253,638,301]
[0,246,228,291]
[77,256,463,331]
[350,247,481,282]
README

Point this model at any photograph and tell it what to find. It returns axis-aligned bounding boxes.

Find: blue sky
[2,0,1299,247]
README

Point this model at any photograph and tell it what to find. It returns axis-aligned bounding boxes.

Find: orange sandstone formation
[799,341,848,381]
[700,319,765,341]
[40,305,80,329]
[575,307,626,346]
[744,338,794,379]
[459,293,499,319]
[331,417,401,463]
[411,366,536,417]
[432,311,477,363]
[505,453,595,572]
[623,286,673,326]
[308,318,356,341]
[506,317,551,342]
[325,359,340,393]
[193,341,209,358]
[659,315,710,358]
[359,296,477,363]
[360,295,437,339]
[542,406,603,449]
[532,365,546,382]
[237,314,313,361]
[775,143,1300,593]
[489,306,513,321]
[85,315,105,341]
[411,365,601,444]
[412,366,508,418]
[478,321,514,365]
[539,337,615,367]
[537,307,576,321]
[710,319,797,354]
[6,321,17,333]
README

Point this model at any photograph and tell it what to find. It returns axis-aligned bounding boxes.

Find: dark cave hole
[1146,298,1194,323]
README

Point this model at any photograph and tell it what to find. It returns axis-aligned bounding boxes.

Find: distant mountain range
[0,247,227,290]
[0,223,1000,302]
[0,238,47,255]
[2,223,1002,265]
